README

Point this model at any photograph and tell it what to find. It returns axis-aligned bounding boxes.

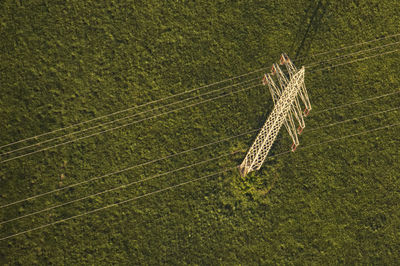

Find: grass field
[1,0,400,264]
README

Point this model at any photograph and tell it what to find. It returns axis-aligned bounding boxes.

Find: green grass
[1,0,400,264]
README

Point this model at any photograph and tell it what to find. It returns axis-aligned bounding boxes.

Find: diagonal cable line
[1,88,399,208]
[276,40,400,76]
[0,151,241,225]
[295,122,400,151]
[0,76,260,157]
[2,105,399,223]
[267,122,400,159]
[0,128,260,209]
[0,67,267,150]
[3,37,400,160]
[1,121,399,241]
[305,40,400,69]
[308,48,400,73]
[0,82,263,164]
[1,42,399,220]
[306,106,400,132]
[311,90,400,115]
[294,32,400,62]
[2,32,399,151]
[0,167,237,241]
[3,45,398,161]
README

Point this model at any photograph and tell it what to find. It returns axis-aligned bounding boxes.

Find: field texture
[1,0,400,264]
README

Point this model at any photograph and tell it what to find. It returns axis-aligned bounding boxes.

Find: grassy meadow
[1,0,400,264]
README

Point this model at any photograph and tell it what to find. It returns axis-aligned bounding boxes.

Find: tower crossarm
[280,53,298,77]
[281,53,312,114]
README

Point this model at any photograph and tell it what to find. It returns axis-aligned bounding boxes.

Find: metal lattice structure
[238,54,311,177]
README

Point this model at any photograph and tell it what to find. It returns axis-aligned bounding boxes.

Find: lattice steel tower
[238,54,311,177]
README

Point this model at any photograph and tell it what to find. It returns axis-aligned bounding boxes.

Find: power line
[0,37,396,227]
[305,40,400,69]
[0,167,236,241]
[306,106,400,132]
[4,105,399,225]
[2,87,399,208]
[309,48,400,73]
[296,122,400,151]
[311,90,400,115]
[294,32,400,62]
[3,37,400,162]
[0,68,267,150]
[1,121,399,241]
[2,32,399,151]
[267,122,400,159]
[4,46,399,163]
[0,151,240,225]
[274,40,400,77]
[0,82,263,164]
[0,77,260,157]
[0,127,260,209]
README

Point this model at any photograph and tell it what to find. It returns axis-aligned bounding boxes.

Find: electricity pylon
[238,54,311,177]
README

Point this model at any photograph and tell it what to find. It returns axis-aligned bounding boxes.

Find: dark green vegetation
[1,0,400,264]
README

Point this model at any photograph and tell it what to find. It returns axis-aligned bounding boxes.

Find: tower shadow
[289,0,329,61]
